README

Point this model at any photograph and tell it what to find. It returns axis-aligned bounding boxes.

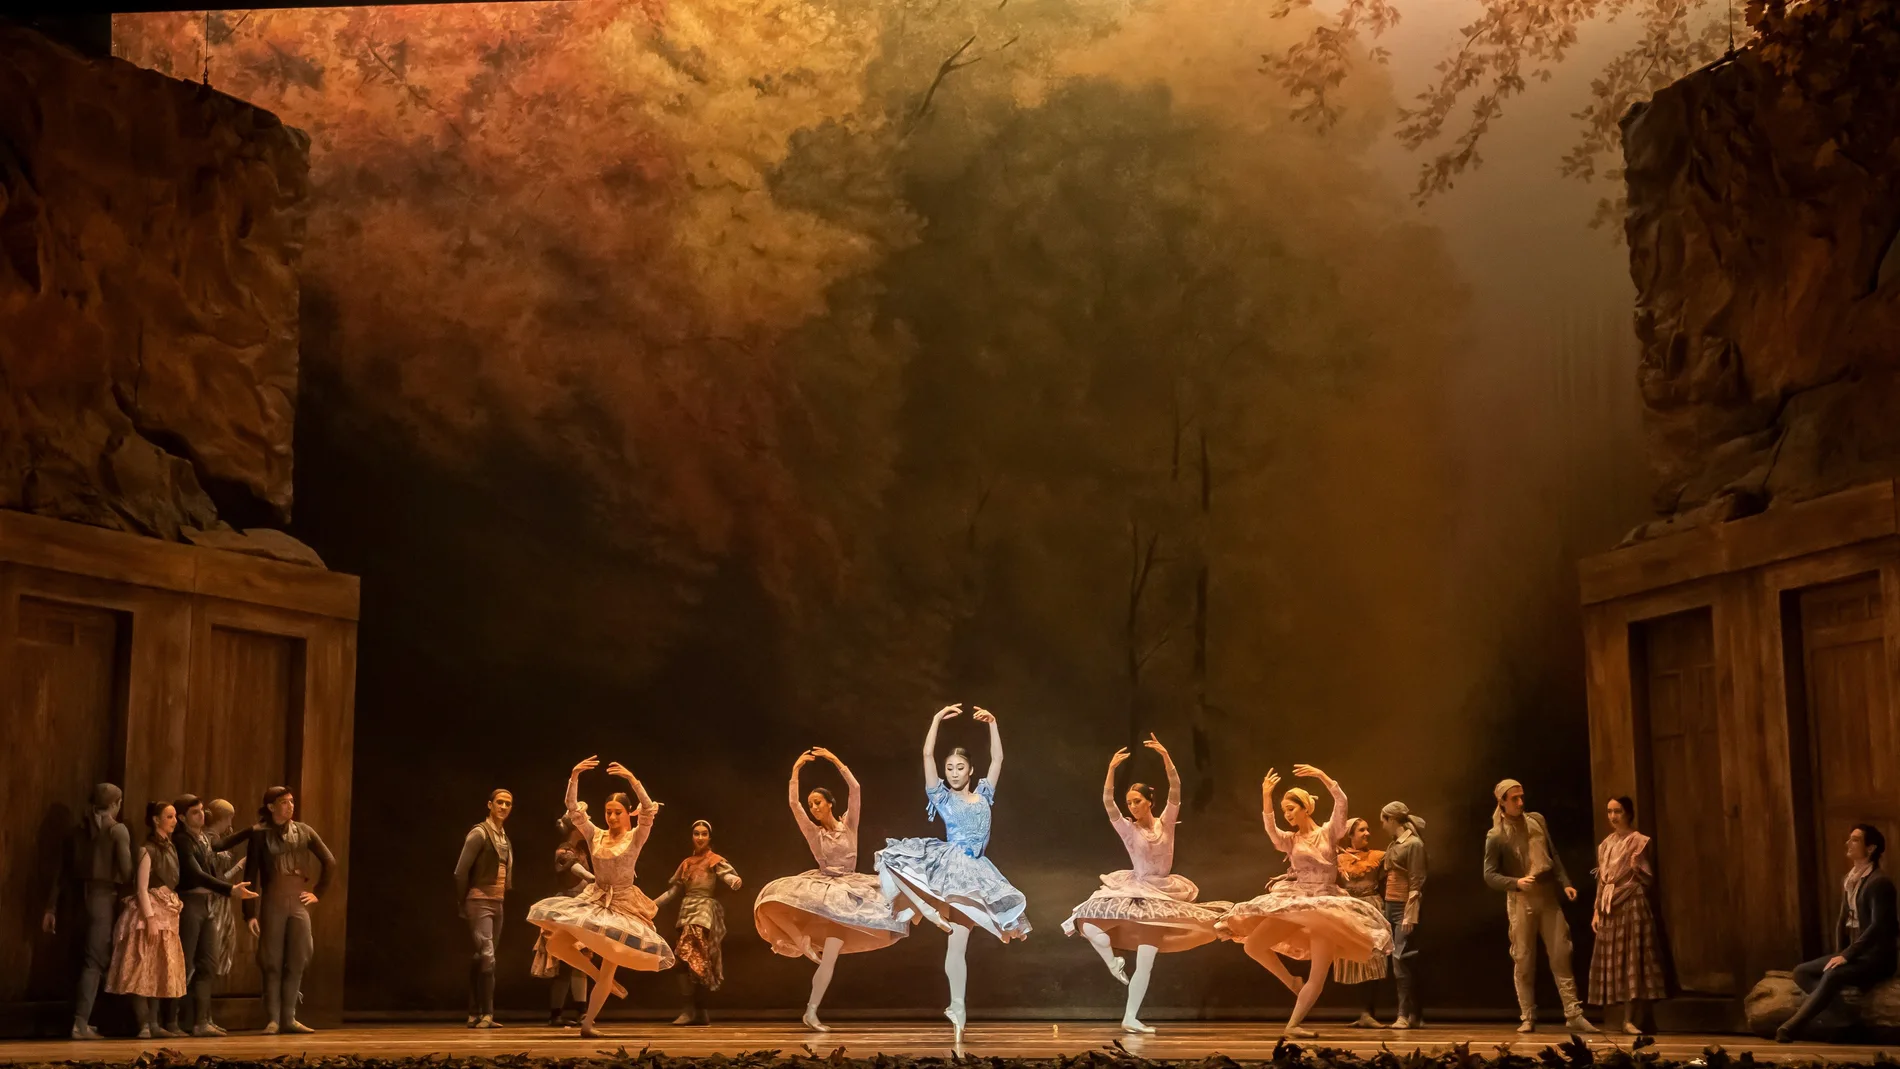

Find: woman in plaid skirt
[1588,797,1666,1034]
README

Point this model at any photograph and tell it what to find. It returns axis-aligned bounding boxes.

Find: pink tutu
[1062,870,1231,952]
[1216,876,1392,964]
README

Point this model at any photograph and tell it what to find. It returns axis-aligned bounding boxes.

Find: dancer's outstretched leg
[1080,922,1129,984]
[944,923,971,1046]
[580,962,617,1038]
[1284,938,1336,1037]
[804,937,845,1031]
[1122,944,1159,1033]
[1244,931,1304,995]
[895,884,953,933]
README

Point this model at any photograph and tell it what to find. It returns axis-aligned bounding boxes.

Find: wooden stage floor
[0,1022,1892,1063]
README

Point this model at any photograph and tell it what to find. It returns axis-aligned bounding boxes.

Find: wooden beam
[1579,479,1899,605]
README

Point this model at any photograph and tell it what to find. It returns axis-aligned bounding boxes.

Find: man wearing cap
[1483,779,1596,1033]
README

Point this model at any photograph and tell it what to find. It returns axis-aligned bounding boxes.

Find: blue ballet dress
[873,778,1031,941]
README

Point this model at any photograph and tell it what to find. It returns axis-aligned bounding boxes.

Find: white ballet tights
[1286,938,1336,1030]
[804,937,845,1027]
[944,923,971,1006]
[1080,922,1122,977]
[1124,944,1158,1030]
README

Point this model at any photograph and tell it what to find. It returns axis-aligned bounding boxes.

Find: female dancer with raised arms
[754,746,909,1030]
[526,756,675,1038]
[1215,764,1392,1038]
[1062,735,1228,1034]
[875,704,1030,1045]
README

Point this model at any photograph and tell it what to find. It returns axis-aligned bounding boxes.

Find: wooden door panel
[2,598,123,1004]
[194,625,304,997]
[1640,608,1736,993]
[1801,576,1898,944]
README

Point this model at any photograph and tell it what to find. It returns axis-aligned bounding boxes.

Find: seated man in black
[1779,824,1897,1042]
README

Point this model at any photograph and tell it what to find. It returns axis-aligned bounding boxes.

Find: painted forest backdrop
[112,0,1650,1016]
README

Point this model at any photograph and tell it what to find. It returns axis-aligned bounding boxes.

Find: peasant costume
[525,789,674,974]
[875,778,1031,941]
[1061,787,1228,951]
[755,768,908,959]
[1216,779,1392,965]
[1587,830,1666,1004]
[105,839,188,999]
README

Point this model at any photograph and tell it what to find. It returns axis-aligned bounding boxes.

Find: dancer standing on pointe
[875,704,1031,1046]
[1215,765,1392,1039]
[1062,734,1228,1035]
[526,756,675,1038]
[754,746,909,1031]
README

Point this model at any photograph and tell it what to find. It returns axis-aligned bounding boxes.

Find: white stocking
[805,937,845,1027]
[585,962,617,1025]
[944,924,970,1006]
[1287,938,1335,1029]
[1123,944,1159,1030]
[1080,922,1125,981]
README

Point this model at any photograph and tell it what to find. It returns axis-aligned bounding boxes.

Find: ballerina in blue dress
[875,704,1031,1045]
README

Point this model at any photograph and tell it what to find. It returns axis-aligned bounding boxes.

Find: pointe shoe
[1108,956,1130,986]
[1121,1019,1156,1035]
[1565,1015,1599,1034]
[193,1023,228,1037]
[802,1010,830,1032]
[1282,1025,1316,1039]
[284,1019,316,1034]
[1350,1013,1379,1029]
[263,1021,281,1035]
[945,999,967,1046]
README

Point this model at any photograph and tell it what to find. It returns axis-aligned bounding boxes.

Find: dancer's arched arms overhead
[1261,770,1295,853]
[1104,748,1132,822]
[922,704,962,788]
[974,707,1003,787]
[566,756,600,837]
[1146,734,1182,825]
[607,761,658,850]
[1293,764,1349,846]
[815,747,860,833]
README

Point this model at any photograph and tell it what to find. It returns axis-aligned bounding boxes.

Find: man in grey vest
[454,788,515,1028]
[1483,779,1596,1034]
[42,784,132,1040]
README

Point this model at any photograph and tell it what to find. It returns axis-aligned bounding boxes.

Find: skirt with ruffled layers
[528,883,674,972]
[875,837,1031,942]
[755,870,910,958]
[1061,870,1230,952]
[105,889,187,998]
[1216,881,1392,964]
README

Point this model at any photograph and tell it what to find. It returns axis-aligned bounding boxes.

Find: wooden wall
[1580,479,1900,1006]
[0,512,358,1037]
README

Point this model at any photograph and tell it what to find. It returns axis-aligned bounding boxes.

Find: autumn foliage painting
[108,0,1567,1011]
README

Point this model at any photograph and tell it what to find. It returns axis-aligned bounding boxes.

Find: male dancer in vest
[1483,779,1596,1033]
[454,789,514,1028]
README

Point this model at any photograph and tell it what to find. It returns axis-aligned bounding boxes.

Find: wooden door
[1799,576,1898,946]
[191,625,305,997]
[2,598,124,1004]
[1637,607,1736,993]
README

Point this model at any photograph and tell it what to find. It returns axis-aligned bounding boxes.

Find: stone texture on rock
[0,23,308,540]
[182,525,326,568]
[1744,970,1900,1040]
[1620,7,1900,540]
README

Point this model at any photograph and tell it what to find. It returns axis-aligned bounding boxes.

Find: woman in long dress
[875,704,1031,1045]
[105,802,190,1038]
[1216,764,1392,1038]
[1062,735,1228,1034]
[526,756,675,1038]
[1587,796,1666,1034]
[653,821,742,1025]
[1331,818,1389,1027]
[754,746,909,1031]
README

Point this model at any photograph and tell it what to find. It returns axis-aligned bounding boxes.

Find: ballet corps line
[46,704,1701,1045]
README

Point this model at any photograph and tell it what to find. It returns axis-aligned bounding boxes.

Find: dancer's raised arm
[1261,770,1293,851]
[1145,734,1182,824]
[607,761,657,849]
[1293,763,1348,844]
[814,747,860,832]
[1104,747,1132,821]
[922,704,961,788]
[790,750,815,824]
[567,755,600,837]
[974,707,1003,786]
